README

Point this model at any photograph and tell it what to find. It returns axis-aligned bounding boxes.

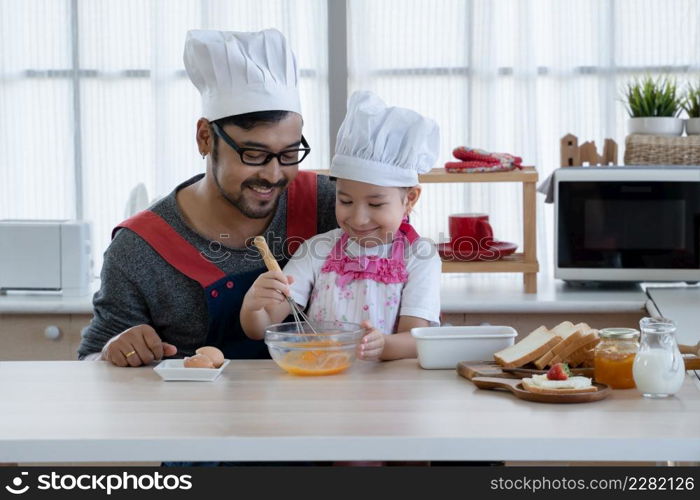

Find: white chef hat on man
[330,91,439,187]
[183,29,301,121]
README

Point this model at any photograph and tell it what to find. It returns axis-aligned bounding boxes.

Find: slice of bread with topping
[493,326,562,368]
[521,374,598,394]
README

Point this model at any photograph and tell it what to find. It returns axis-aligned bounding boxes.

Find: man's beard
[212,161,288,219]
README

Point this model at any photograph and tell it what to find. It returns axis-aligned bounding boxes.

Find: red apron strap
[113,210,226,288]
[399,221,420,244]
[286,170,318,255]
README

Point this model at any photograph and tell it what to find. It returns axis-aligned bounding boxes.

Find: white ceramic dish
[154,359,229,381]
[411,326,517,369]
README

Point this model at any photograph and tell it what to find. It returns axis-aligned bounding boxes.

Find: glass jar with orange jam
[594,328,640,389]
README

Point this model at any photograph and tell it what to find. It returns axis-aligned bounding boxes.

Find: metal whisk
[253,236,318,335]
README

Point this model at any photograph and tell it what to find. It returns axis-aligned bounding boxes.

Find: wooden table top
[1,359,699,463]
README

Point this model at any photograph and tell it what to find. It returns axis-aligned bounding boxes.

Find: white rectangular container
[411,326,517,369]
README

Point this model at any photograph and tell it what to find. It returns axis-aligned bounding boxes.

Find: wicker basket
[624,134,700,165]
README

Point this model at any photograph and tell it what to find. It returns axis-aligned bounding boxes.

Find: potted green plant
[624,76,684,136]
[683,82,700,135]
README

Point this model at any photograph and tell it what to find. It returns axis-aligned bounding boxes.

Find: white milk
[633,350,685,397]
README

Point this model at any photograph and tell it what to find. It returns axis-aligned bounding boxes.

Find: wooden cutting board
[683,356,700,371]
[505,365,595,378]
[456,361,593,381]
[470,376,611,404]
[457,361,609,404]
[456,361,516,381]
[457,359,700,381]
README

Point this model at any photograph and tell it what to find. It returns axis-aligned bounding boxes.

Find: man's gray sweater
[78,174,337,359]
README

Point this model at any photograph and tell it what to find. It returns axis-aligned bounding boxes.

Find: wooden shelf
[310,167,538,183]
[309,166,540,293]
[419,166,538,183]
[441,253,539,273]
[420,167,539,292]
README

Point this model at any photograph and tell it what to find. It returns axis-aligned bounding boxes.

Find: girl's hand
[244,271,294,312]
[357,320,385,361]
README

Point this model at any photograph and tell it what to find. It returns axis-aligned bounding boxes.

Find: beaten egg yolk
[277,341,352,376]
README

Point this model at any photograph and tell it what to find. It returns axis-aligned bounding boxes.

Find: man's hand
[101,324,177,367]
[357,320,385,361]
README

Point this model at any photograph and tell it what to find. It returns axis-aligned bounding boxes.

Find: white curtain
[0,0,328,272]
[347,0,700,281]
[2,0,699,281]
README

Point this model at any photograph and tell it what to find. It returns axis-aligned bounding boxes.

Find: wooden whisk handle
[253,236,282,273]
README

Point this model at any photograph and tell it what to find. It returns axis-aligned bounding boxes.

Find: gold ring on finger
[124,350,137,358]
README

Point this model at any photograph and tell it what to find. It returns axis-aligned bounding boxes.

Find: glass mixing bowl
[264,321,364,376]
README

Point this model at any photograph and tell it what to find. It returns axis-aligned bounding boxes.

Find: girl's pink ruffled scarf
[321,222,419,288]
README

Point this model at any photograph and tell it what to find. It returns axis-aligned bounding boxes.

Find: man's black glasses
[211,122,311,166]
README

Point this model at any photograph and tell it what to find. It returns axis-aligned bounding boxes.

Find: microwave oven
[0,220,92,296]
[554,166,700,283]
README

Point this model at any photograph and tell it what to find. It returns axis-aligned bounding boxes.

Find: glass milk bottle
[633,317,685,398]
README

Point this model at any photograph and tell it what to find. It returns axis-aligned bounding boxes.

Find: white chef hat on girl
[183,29,301,121]
[330,91,439,187]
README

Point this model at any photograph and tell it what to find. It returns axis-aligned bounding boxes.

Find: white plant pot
[686,118,700,135]
[628,117,684,136]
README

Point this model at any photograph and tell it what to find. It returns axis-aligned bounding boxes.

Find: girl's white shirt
[284,228,441,334]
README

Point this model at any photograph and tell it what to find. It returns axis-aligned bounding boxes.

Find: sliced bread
[550,321,576,335]
[550,327,599,366]
[493,326,562,368]
[566,332,600,367]
[568,347,595,368]
[533,321,582,369]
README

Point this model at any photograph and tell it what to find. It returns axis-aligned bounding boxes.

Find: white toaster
[0,220,92,296]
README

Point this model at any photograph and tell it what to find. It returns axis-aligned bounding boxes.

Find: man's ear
[404,185,422,215]
[196,118,212,156]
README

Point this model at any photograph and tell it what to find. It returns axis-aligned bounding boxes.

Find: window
[0,0,328,271]
[346,0,700,277]
[2,0,698,278]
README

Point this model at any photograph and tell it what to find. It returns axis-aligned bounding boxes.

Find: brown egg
[195,346,225,368]
[183,354,215,369]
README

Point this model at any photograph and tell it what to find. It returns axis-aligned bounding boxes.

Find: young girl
[241,90,441,361]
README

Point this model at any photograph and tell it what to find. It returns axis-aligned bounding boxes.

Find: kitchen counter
[1,359,699,463]
[0,284,97,314]
[440,274,648,313]
[0,275,649,315]
[0,276,651,358]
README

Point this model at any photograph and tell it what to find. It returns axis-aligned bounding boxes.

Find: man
[78,29,336,366]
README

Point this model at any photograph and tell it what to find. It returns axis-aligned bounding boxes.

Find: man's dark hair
[217,110,290,131]
[210,110,290,162]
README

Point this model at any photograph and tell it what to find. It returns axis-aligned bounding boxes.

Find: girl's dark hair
[330,177,410,197]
